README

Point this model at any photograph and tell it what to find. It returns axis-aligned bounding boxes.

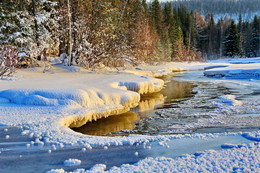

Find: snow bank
[204,60,260,80]
[205,68,260,79]
[209,57,260,64]
[0,68,166,145]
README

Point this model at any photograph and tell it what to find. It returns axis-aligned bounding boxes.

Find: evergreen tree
[151,0,170,60]
[242,21,252,57]
[223,20,242,57]
[172,26,184,60]
[250,16,260,57]
[0,0,58,59]
[151,0,163,35]
[206,14,218,58]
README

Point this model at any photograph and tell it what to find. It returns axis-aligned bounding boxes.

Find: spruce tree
[250,16,260,57]
[151,0,163,35]
[224,20,242,57]
[151,0,170,60]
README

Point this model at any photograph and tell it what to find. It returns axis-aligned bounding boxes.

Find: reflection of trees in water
[132,93,165,113]
[160,80,195,103]
[72,112,139,136]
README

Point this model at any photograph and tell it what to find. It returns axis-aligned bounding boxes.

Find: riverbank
[1,59,260,172]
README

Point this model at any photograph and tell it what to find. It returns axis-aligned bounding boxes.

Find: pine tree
[250,16,260,57]
[151,0,170,60]
[163,2,176,59]
[207,14,218,58]
[151,0,163,35]
[172,26,184,60]
[223,20,242,57]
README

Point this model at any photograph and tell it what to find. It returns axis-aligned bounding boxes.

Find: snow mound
[118,78,164,94]
[64,158,82,166]
[89,164,107,172]
[219,95,243,106]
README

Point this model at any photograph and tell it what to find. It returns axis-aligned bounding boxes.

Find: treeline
[196,13,260,58]
[0,0,259,70]
[167,0,260,20]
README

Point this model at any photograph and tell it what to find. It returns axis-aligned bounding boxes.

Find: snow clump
[64,158,82,166]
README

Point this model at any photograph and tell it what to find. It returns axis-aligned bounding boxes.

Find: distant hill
[163,0,260,21]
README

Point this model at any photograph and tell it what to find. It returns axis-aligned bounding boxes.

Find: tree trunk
[67,0,72,66]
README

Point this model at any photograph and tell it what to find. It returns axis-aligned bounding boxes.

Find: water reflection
[72,112,139,136]
[160,80,196,104]
[72,80,195,136]
[131,93,164,115]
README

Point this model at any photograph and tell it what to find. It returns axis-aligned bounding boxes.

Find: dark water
[72,80,196,136]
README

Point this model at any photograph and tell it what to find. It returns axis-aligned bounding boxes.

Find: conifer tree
[151,0,170,60]
[224,20,242,57]
[250,16,260,57]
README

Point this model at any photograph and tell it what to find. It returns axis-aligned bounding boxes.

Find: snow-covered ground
[1,58,260,172]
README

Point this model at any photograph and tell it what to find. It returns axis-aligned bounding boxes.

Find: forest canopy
[0,0,259,70]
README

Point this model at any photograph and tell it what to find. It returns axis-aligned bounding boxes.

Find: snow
[0,66,167,145]
[46,169,66,173]
[219,95,243,106]
[1,58,260,172]
[17,52,28,57]
[64,158,82,166]
[45,142,260,173]
[107,142,260,173]
[204,58,260,80]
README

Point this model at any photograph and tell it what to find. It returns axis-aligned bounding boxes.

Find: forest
[0,0,260,72]
[167,0,260,19]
